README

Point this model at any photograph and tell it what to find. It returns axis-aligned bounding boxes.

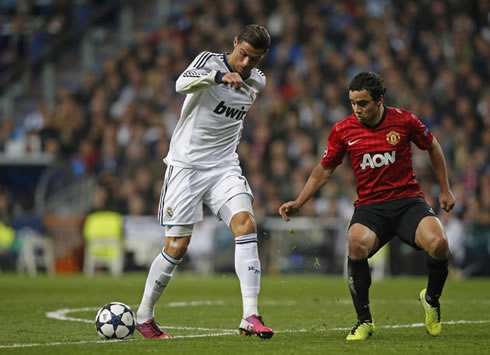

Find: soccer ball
[95,302,136,339]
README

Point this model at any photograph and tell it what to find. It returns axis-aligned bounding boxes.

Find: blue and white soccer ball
[95,302,136,339]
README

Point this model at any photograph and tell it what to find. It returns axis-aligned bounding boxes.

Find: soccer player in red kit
[279,72,455,340]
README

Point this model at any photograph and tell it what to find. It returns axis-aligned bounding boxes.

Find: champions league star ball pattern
[95,302,136,339]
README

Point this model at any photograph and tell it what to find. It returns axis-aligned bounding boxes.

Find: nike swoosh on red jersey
[347,139,361,146]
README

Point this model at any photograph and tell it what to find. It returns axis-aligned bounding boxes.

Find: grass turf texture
[0,273,489,354]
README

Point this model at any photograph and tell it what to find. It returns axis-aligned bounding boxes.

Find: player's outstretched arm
[279,164,335,221]
[427,137,455,212]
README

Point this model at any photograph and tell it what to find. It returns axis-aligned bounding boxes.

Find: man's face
[349,89,383,125]
[230,38,266,76]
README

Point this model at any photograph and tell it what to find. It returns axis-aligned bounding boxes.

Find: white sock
[137,250,181,324]
[235,233,260,318]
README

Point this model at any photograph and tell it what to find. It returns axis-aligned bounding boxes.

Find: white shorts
[158,164,253,226]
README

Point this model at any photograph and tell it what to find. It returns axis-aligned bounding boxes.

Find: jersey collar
[224,53,251,80]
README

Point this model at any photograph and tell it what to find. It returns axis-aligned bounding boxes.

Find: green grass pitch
[0,273,489,354]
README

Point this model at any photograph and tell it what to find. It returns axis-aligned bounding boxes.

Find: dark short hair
[237,24,271,52]
[349,72,386,101]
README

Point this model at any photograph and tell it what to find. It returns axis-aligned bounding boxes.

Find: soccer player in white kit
[136,24,274,340]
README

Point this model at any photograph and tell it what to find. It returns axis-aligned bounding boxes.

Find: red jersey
[320,106,433,207]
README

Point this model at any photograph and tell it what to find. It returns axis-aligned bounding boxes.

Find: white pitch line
[0,333,241,349]
[160,325,236,331]
[46,307,96,324]
[2,319,490,349]
[166,300,225,308]
[0,338,139,349]
[173,331,237,339]
[46,305,236,332]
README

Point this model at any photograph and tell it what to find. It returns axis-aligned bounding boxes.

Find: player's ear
[233,37,238,48]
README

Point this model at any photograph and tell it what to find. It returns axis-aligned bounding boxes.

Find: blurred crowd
[0,0,104,74]
[0,0,489,271]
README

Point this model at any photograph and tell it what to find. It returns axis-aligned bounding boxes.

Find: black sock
[426,256,448,307]
[347,257,372,322]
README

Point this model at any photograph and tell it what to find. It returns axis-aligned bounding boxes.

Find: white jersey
[164,51,266,169]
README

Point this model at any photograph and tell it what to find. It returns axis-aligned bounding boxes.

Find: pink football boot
[239,314,274,339]
[136,318,172,339]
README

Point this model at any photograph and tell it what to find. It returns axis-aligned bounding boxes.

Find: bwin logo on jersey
[360,151,396,170]
[213,101,248,120]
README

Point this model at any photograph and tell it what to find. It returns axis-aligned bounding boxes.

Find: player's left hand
[439,190,455,212]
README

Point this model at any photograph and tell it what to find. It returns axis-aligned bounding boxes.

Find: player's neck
[365,105,385,128]
[375,105,385,125]
[226,52,237,72]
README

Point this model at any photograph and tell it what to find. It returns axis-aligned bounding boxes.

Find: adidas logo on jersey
[360,151,396,170]
[213,101,248,120]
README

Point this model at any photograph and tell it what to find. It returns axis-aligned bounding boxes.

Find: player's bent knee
[426,234,449,259]
[219,194,256,236]
[164,237,190,259]
[348,232,375,259]
[348,242,370,259]
[230,212,256,236]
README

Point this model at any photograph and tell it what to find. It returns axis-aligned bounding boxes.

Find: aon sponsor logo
[360,151,396,170]
[213,101,247,120]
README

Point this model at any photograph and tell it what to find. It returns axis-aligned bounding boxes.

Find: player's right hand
[221,72,243,90]
[279,201,299,222]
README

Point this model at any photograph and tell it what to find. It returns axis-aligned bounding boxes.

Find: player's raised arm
[279,164,335,221]
[175,51,222,94]
[427,137,455,212]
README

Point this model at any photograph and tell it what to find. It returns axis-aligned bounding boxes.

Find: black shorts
[349,197,437,258]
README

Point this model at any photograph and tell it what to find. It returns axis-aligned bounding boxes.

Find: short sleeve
[320,124,346,168]
[409,112,433,150]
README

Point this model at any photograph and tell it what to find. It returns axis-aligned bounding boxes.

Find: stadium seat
[0,222,15,250]
[16,229,55,276]
[0,222,16,272]
[123,215,164,268]
[83,211,124,277]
